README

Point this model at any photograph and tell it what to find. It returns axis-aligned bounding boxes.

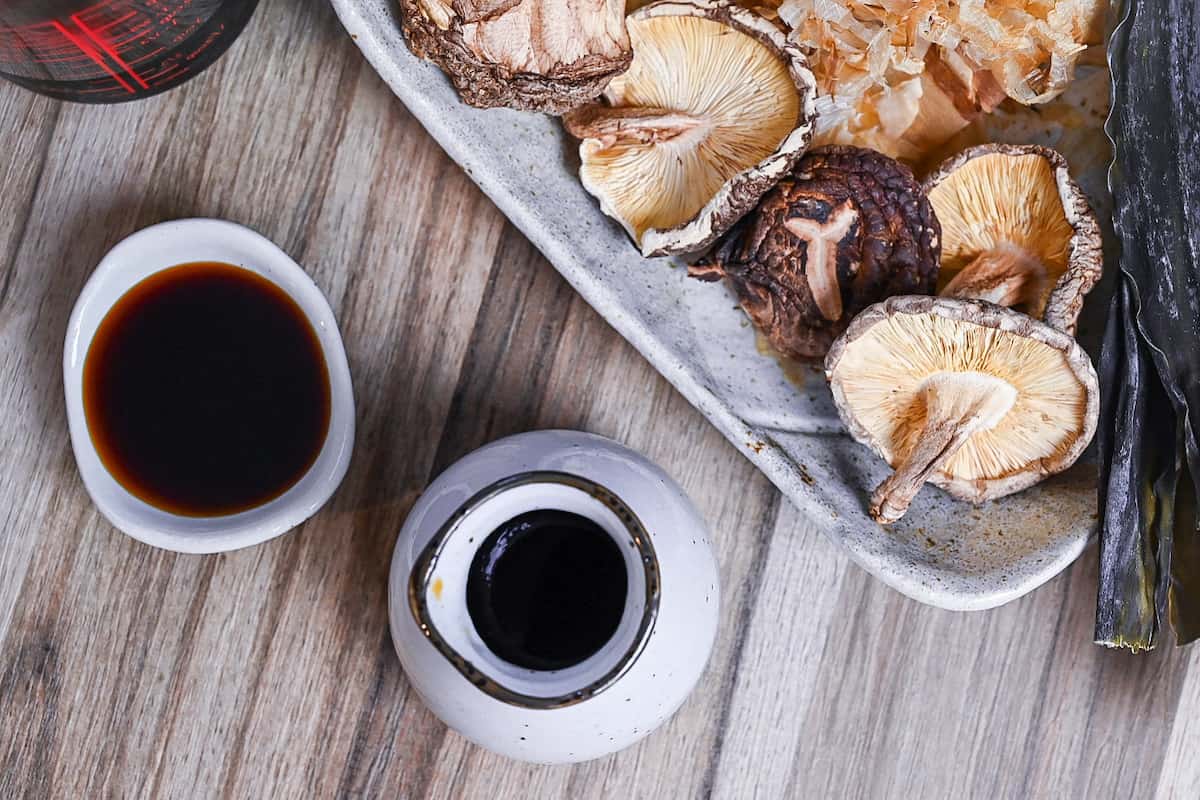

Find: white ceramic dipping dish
[63,218,355,554]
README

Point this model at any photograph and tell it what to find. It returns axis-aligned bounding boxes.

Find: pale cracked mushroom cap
[400,0,632,114]
[825,295,1099,524]
[922,143,1103,335]
[563,0,817,257]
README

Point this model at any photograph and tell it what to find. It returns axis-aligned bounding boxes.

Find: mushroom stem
[784,201,858,322]
[940,241,1047,309]
[870,371,1017,524]
[563,105,708,148]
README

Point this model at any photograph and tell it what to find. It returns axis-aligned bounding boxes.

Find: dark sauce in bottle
[83,261,330,516]
[466,510,628,671]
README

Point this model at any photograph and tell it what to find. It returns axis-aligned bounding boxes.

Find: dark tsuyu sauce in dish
[83,261,330,516]
[466,510,628,671]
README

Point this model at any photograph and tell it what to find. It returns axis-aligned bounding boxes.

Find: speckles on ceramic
[331,0,1109,610]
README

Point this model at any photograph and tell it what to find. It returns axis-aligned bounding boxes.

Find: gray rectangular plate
[331,0,1112,610]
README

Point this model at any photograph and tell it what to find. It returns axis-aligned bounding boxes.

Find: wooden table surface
[0,1,1196,798]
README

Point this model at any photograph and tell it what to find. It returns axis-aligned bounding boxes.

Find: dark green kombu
[1096,0,1200,649]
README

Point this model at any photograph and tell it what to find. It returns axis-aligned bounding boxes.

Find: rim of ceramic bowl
[408,470,661,709]
[62,218,355,554]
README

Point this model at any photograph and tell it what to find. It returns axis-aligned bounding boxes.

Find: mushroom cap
[399,0,632,114]
[825,295,1099,504]
[922,143,1102,334]
[566,0,817,257]
[691,145,940,360]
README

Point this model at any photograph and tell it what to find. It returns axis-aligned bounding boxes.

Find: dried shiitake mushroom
[923,144,1102,334]
[690,146,940,360]
[826,296,1099,524]
[399,0,632,113]
[563,0,817,257]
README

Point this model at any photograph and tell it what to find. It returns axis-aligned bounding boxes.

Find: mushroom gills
[826,298,1097,523]
[926,153,1070,309]
[573,13,800,240]
[564,4,815,256]
[924,144,1105,336]
[870,371,1017,524]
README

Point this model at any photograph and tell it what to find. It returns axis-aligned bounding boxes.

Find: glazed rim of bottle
[408,470,661,709]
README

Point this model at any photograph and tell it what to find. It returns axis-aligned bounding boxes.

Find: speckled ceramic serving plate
[330,0,1115,610]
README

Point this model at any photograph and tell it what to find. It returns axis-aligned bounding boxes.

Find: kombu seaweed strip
[1096,0,1200,649]
[1171,461,1200,643]
[1096,281,1171,649]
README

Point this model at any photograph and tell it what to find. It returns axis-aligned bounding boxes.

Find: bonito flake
[776,0,1106,160]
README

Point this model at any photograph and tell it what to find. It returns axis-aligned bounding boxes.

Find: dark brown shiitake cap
[691,145,941,360]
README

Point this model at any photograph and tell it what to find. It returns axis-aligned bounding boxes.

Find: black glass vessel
[0,0,258,103]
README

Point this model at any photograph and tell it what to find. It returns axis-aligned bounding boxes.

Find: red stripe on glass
[50,19,135,94]
[73,13,149,89]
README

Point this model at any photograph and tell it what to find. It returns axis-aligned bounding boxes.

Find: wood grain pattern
[0,0,1195,797]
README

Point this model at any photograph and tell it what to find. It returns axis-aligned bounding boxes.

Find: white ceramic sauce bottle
[388,430,720,764]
